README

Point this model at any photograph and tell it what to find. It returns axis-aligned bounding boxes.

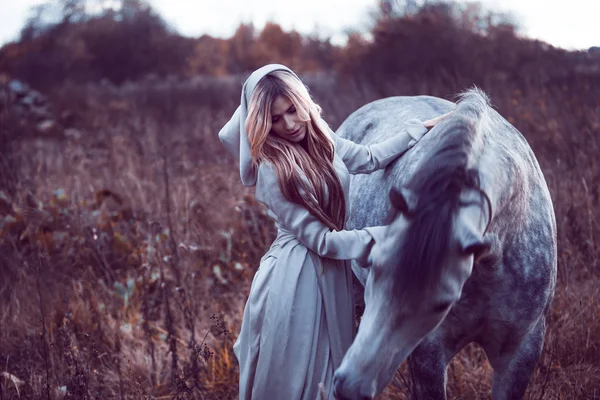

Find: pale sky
[0,0,598,51]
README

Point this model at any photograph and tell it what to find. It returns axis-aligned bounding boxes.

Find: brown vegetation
[0,0,599,399]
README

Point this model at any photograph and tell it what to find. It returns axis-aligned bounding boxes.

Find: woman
[218,64,445,399]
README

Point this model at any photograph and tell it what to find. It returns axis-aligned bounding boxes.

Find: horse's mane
[393,88,491,297]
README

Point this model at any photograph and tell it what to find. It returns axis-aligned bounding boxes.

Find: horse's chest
[446,263,537,336]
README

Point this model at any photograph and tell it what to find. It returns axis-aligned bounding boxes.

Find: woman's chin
[292,133,306,142]
[291,127,306,142]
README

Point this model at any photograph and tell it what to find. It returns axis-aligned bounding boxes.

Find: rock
[64,128,82,140]
[37,120,55,133]
[4,79,65,134]
[7,80,27,96]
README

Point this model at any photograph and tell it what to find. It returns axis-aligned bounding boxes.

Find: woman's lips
[289,127,301,136]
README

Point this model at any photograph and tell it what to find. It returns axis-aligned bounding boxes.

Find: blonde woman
[218,64,442,399]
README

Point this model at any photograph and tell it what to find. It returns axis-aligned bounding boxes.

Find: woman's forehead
[270,95,292,117]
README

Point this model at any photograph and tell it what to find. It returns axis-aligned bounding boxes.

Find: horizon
[0,0,599,51]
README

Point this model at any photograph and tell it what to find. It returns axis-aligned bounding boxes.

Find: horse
[332,88,557,400]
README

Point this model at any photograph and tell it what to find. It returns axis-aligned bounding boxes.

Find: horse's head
[334,184,492,399]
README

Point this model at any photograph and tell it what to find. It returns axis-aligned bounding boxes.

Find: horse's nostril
[333,373,345,399]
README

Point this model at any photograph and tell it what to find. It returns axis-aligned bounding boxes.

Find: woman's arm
[331,118,428,174]
[256,162,386,265]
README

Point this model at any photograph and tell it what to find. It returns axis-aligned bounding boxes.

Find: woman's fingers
[423,111,454,128]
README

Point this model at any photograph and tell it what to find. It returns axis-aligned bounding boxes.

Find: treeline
[0,0,598,92]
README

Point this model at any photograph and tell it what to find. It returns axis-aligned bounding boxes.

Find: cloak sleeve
[331,118,428,174]
[255,162,386,265]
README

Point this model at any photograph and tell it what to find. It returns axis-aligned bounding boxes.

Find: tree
[255,23,303,69]
[187,35,229,76]
[228,23,259,73]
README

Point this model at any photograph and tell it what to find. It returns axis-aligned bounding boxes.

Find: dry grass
[0,73,599,399]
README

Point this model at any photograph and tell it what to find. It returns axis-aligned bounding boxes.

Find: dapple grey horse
[333,89,557,399]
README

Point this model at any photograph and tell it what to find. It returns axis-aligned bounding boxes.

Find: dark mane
[393,88,491,296]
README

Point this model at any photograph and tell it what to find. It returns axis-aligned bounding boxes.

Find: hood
[218,64,301,187]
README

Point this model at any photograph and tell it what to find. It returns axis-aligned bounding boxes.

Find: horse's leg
[408,323,474,400]
[407,340,448,400]
[485,317,546,400]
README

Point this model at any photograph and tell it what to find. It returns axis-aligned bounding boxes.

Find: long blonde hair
[245,70,346,231]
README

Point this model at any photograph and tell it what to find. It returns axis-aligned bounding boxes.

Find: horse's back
[338,94,553,232]
[337,96,455,145]
[338,96,456,234]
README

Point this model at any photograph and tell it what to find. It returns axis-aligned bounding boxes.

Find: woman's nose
[283,115,295,130]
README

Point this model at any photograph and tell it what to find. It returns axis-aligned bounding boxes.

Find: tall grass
[0,71,599,399]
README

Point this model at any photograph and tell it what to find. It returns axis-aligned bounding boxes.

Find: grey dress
[233,129,421,399]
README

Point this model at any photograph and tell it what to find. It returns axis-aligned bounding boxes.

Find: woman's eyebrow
[272,105,294,119]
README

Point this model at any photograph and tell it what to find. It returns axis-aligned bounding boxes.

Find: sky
[0,0,598,51]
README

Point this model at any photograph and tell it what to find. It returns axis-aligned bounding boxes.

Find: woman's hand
[423,111,454,129]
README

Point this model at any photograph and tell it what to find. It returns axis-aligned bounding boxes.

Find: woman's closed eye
[272,106,296,124]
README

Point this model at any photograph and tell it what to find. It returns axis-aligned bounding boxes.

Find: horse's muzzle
[333,372,373,400]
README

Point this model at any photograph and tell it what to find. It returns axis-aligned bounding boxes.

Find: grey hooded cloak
[218,64,427,399]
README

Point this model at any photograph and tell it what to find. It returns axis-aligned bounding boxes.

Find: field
[1,68,599,400]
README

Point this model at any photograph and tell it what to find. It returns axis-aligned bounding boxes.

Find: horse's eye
[432,302,451,313]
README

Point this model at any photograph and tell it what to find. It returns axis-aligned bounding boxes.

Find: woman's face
[270,95,306,143]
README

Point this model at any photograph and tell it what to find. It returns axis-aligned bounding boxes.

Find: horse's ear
[390,186,416,215]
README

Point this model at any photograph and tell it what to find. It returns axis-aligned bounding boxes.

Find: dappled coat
[218,64,427,399]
